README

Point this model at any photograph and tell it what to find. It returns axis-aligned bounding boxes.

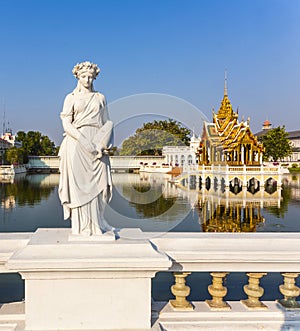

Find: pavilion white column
[241,145,245,164]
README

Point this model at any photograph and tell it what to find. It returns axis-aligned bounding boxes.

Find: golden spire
[224,70,228,96]
[217,70,233,120]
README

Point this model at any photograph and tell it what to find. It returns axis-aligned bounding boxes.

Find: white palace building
[162,133,200,167]
[257,120,300,163]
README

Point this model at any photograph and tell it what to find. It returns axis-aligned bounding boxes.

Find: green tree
[16,131,26,142]
[5,147,27,164]
[5,147,19,164]
[16,131,57,156]
[119,119,191,156]
[40,136,56,155]
[260,126,293,162]
[26,131,42,155]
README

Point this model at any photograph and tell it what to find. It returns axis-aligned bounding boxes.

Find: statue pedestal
[7,228,171,331]
[68,231,116,241]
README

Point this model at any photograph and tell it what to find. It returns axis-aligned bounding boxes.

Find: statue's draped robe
[58,92,113,235]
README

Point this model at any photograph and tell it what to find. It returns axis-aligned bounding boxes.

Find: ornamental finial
[224,70,228,96]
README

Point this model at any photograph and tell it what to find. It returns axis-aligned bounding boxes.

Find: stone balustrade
[1,231,300,330]
[151,232,300,330]
[26,155,166,172]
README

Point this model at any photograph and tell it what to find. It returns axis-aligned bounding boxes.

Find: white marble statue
[58,61,114,236]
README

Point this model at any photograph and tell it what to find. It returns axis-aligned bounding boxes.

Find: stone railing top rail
[27,156,59,159]
[1,231,300,274]
[0,232,32,272]
[0,165,13,169]
[150,232,300,272]
[110,156,165,159]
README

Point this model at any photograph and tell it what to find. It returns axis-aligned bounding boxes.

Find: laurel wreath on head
[72,61,100,79]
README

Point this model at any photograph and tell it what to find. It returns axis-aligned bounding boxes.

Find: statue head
[72,61,100,80]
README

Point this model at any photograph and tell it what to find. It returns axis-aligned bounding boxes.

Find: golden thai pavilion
[197,80,264,166]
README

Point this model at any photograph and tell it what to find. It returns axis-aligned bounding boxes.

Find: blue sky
[0,0,300,145]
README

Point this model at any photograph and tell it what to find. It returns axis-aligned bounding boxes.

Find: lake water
[1,172,300,303]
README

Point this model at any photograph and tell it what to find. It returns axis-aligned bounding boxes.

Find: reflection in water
[199,200,265,232]
[121,174,178,218]
[263,185,291,218]
[1,172,300,233]
[1,195,16,210]
[284,175,300,203]
[108,172,198,233]
[195,186,282,232]
[181,174,300,232]
[0,173,65,233]
[0,174,58,208]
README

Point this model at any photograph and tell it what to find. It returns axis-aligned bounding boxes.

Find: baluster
[241,272,268,309]
[169,272,193,311]
[206,272,231,310]
[279,273,300,309]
